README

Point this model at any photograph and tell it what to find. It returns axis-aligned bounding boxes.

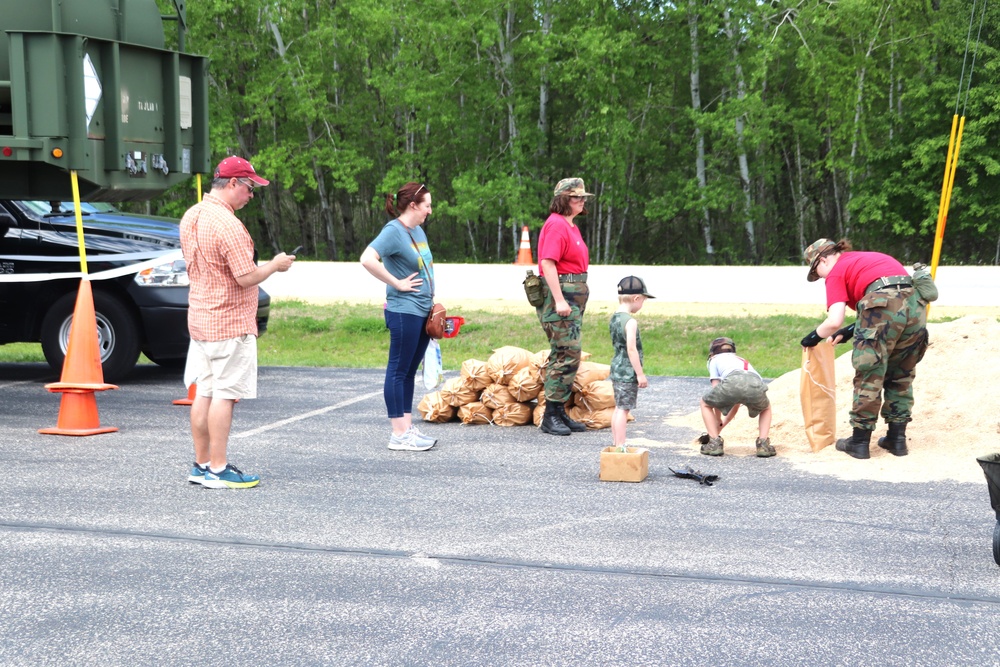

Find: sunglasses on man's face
[237,178,255,194]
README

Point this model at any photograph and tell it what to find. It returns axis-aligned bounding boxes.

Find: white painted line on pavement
[233,390,383,439]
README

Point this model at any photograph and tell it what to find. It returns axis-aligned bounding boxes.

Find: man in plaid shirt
[180,156,295,489]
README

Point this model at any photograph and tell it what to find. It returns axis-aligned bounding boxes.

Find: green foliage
[141,0,999,266]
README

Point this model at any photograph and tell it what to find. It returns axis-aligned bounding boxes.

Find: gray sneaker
[755,437,776,458]
[407,425,438,448]
[388,431,433,452]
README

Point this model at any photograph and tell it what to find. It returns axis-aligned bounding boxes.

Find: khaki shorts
[702,371,769,418]
[184,335,258,400]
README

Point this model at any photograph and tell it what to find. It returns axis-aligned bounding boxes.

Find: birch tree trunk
[723,8,756,261]
[688,1,714,261]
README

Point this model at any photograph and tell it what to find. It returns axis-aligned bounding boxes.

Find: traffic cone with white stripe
[514,226,534,265]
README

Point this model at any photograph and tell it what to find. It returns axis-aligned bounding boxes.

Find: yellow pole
[195,173,203,203]
[930,116,966,280]
[70,170,88,275]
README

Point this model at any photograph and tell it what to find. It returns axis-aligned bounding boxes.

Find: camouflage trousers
[849,286,928,430]
[536,280,589,403]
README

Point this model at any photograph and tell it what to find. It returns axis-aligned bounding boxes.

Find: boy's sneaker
[755,437,776,458]
[388,431,433,452]
[202,463,260,489]
[407,425,437,448]
[700,436,724,457]
[187,463,207,485]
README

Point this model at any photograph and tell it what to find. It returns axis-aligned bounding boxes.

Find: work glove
[669,466,720,486]
[832,323,855,344]
[800,330,823,348]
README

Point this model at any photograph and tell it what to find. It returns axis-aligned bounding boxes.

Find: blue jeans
[383,310,430,419]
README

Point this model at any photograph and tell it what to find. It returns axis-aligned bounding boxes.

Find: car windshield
[18,201,121,217]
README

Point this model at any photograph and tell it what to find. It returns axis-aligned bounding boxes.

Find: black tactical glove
[669,466,720,486]
[832,323,855,344]
[800,330,823,348]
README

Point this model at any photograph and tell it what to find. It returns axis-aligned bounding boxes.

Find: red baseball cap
[214,156,270,186]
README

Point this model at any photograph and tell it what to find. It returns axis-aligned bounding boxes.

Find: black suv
[0,200,270,382]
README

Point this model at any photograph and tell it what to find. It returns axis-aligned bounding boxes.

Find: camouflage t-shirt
[609,311,643,383]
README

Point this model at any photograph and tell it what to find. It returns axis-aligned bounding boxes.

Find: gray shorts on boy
[702,371,769,418]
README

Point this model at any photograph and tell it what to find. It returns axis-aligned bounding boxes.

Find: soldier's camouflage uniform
[850,286,928,430]
[536,280,589,403]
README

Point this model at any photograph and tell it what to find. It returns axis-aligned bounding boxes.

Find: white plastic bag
[422,339,444,390]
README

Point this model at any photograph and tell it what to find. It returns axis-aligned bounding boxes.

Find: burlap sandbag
[575,380,616,411]
[460,358,492,392]
[532,401,544,426]
[567,404,612,430]
[800,342,836,451]
[571,361,611,393]
[481,383,516,410]
[493,402,533,426]
[459,401,493,425]
[487,346,532,385]
[529,349,549,373]
[440,376,479,407]
[508,366,542,402]
[417,392,456,423]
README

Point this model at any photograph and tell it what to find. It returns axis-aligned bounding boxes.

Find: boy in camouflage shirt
[609,276,653,449]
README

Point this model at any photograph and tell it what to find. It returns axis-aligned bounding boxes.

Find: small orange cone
[39,279,118,436]
[514,226,534,265]
[173,382,196,406]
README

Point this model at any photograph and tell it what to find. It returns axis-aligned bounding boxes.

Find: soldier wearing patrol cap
[535,177,594,436]
[800,238,929,460]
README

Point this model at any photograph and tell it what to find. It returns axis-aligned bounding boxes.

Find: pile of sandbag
[417,345,620,429]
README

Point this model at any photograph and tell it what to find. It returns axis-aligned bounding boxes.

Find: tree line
[147,0,1000,266]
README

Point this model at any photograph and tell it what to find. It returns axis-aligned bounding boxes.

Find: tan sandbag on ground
[460,358,492,392]
[800,342,836,451]
[440,376,479,407]
[481,383,516,409]
[575,380,615,411]
[508,366,542,401]
[532,401,545,426]
[487,346,532,385]
[567,405,611,429]
[493,402,534,426]
[529,349,549,373]
[417,392,456,423]
[571,361,611,393]
[459,401,493,425]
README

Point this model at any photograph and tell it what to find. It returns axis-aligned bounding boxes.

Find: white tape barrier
[0,249,183,283]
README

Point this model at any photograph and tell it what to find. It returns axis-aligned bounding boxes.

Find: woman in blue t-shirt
[360,182,438,452]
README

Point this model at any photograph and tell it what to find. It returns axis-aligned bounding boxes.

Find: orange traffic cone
[39,279,119,436]
[173,382,196,406]
[514,226,534,265]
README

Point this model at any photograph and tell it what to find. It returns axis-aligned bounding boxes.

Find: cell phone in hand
[289,245,303,255]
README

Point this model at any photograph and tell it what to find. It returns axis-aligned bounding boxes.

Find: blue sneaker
[203,463,260,489]
[187,463,207,485]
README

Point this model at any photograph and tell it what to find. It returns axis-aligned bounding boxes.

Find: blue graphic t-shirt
[368,219,434,316]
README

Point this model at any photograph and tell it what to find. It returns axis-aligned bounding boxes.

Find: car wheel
[145,354,186,370]
[41,290,142,383]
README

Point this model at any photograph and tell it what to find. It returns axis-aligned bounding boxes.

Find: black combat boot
[553,402,587,432]
[540,401,571,436]
[835,427,872,459]
[877,422,908,456]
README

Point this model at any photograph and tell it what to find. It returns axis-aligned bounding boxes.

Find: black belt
[866,275,913,294]
[558,272,588,283]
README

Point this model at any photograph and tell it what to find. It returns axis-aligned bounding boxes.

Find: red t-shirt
[536,213,589,276]
[825,251,907,310]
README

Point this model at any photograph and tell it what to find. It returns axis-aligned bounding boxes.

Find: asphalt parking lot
[1,361,998,666]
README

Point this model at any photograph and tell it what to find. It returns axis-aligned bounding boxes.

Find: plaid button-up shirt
[180,192,259,341]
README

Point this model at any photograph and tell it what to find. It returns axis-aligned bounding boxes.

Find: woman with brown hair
[535,177,593,436]
[360,182,439,452]
[801,238,928,459]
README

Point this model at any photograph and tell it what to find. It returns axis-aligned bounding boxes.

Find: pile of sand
[666,315,999,484]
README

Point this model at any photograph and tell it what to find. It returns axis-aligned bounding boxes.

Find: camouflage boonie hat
[709,336,736,357]
[804,238,836,282]
[553,177,594,197]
